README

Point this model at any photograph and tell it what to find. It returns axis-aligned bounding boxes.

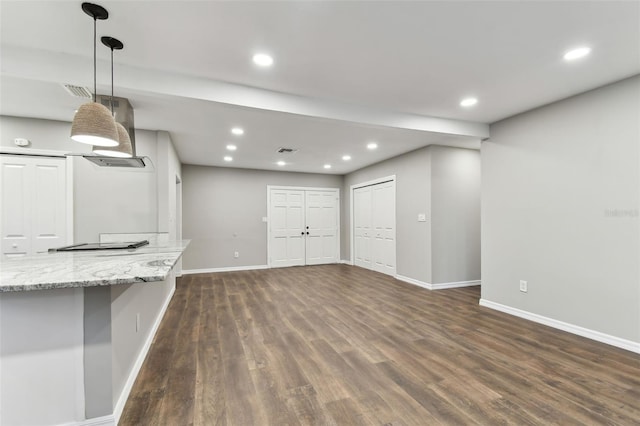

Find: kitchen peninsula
[0,237,190,426]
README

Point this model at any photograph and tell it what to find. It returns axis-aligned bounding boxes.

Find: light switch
[418,213,427,222]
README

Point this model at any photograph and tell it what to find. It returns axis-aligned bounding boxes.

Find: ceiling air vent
[62,84,93,99]
[276,147,298,154]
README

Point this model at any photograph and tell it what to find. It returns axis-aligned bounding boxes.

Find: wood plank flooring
[120,265,640,425]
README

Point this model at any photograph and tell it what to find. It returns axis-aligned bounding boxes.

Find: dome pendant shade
[92,123,133,157]
[71,102,119,146]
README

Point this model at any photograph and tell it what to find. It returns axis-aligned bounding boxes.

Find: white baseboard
[182,265,269,274]
[60,414,115,426]
[431,280,481,290]
[112,285,176,424]
[395,274,432,290]
[395,275,480,291]
[479,299,640,354]
[338,259,353,265]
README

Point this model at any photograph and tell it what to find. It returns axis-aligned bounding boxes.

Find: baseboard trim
[395,275,480,291]
[60,414,115,426]
[479,299,640,354]
[338,259,353,265]
[112,285,176,424]
[431,280,481,290]
[182,265,269,274]
[395,274,432,290]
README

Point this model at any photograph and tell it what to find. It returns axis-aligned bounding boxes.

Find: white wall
[0,115,161,243]
[343,147,432,282]
[0,288,84,425]
[156,131,182,240]
[430,146,481,283]
[110,273,174,414]
[481,75,640,345]
[73,130,158,243]
[343,145,481,285]
[0,115,184,422]
[182,165,342,271]
[0,115,92,153]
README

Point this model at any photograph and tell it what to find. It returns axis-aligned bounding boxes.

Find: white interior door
[353,186,372,269]
[1,155,67,258]
[305,191,338,265]
[268,187,339,267]
[371,181,396,275]
[353,179,396,276]
[269,189,306,267]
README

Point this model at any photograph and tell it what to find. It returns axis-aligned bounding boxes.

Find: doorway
[267,186,340,268]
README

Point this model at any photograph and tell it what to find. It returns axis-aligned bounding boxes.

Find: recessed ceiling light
[226,144,237,151]
[460,97,478,107]
[277,160,286,166]
[564,46,591,61]
[231,127,244,135]
[253,53,274,67]
[367,142,378,150]
[224,156,233,162]
[324,164,332,169]
[342,155,351,161]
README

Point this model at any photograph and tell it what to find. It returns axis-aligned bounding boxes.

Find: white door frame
[266,185,341,267]
[175,174,182,276]
[0,148,74,245]
[349,175,396,268]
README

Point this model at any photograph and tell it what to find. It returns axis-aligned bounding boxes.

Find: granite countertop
[0,240,190,292]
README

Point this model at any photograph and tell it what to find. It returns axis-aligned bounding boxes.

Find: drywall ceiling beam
[1,46,490,139]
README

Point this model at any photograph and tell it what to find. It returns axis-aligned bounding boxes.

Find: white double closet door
[269,187,339,267]
[1,154,68,259]
[353,179,396,276]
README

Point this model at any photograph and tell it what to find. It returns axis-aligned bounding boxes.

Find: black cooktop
[49,240,149,252]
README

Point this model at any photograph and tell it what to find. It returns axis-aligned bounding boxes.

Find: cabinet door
[1,157,31,258]
[0,155,67,258]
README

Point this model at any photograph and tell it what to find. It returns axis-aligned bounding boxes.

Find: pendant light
[92,36,133,158]
[70,2,119,147]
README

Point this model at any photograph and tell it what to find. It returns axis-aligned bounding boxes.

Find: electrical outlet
[136,313,140,332]
[234,251,239,258]
[519,280,528,293]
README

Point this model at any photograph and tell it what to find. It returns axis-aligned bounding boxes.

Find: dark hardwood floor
[120,265,640,425]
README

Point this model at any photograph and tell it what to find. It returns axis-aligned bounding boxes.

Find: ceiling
[1,1,638,174]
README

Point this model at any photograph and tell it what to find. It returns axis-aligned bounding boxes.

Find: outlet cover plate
[519,280,528,292]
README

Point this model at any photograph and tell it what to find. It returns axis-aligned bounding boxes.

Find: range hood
[82,95,147,168]
[83,155,148,168]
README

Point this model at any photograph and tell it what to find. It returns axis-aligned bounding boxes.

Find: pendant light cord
[110,47,114,115]
[93,16,97,103]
